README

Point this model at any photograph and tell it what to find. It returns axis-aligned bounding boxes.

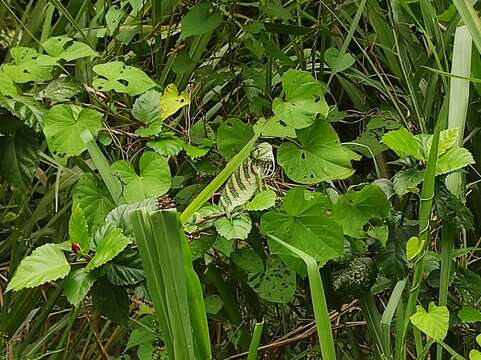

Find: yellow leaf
[160,84,190,120]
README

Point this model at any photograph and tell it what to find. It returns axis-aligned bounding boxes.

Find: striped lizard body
[219,142,275,215]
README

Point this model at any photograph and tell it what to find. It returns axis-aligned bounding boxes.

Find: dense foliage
[2,0,481,359]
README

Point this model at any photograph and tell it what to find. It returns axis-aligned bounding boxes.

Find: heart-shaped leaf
[272,70,329,129]
[325,47,356,73]
[43,104,102,163]
[111,151,171,203]
[214,213,252,240]
[160,84,190,120]
[217,118,254,160]
[410,302,449,341]
[277,120,354,184]
[133,90,161,124]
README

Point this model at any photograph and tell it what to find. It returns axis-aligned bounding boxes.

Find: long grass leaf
[452,0,481,53]
[247,321,264,360]
[267,234,336,359]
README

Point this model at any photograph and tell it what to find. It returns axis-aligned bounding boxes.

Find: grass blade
[452,0,481,53]
[247,321,264,360]
[267,234,336,360]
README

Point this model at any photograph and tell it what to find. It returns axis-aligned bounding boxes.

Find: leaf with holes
[0,127,39,188]
[73,173,115,233]
[6,243,70,292]
[111,152,171,203]
[38,77,82,102]
[231,248,264,274]
[216,118,254,160]
[248,257,296,303]
[332,184,389,239]
[214,213,252,240]
[133,90,161,124]
[85,226,130,272]
[3,47,56,83]
[261,187,343,263]
[92,61,157,96]
[43,104,102,163]
[410,302,449,341]
[272,70,328,129]
[42,36,98,62]
[277,120,354,184]
[160,84,190,120]
[254,115,297,138]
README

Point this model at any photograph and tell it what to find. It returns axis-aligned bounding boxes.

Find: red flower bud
[71,243,81,254]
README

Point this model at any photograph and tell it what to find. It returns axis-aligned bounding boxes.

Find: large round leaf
[43,104,102,162]
[111,151,171,203]
[277,120,354,184]
[261,187,343,263]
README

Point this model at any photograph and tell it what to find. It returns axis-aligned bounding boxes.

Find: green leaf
[0,127,39,188]
[42,36,98,61]
[147,137,184,157]
[214,213,252,240]
[261,187,344,263]
[105,5,123,34]
[93,61,158,96]
[436,147,474,175]
[248,257,296,303]
[458,306,481,323]
[393,169,424,196]
[181,2,223,38]
[6,244,70,292]
[332,184,390,238]
[111,152,171,203]
[410,302,449,341]
[231,248,264,274]
[367,224,389,246]
[135,119,163,137]
[43,104,103,162]
[277,120,354,184]
[133,90,161,124]
[3,47,56,83]
[160,84,190,120]
[406,236,424,261]
[204,295,223,314]
[126,320,156,349]
[216,118,254,160]
[85,227,130,272]
[255,115,297,138]
[73,173,115,233]
[106,246,145,286]
[0,70,17,96]
[38,77,82,102]
[69,205,90,254]
[470,350,481,360]
[245,189,277,211]
[382,128,425,160]
[272,70,329,129]
[92,277,129,324]
[325,47,356,73]
[0,95,45,132]
[63,268,99,306]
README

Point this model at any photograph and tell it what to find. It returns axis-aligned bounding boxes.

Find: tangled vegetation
[2,0,481,359]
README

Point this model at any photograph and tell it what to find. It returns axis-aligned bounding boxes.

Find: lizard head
[251,142,275,176]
